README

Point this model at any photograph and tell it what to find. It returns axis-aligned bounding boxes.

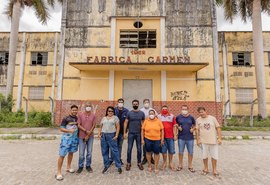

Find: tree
[4,0,62,101]
[216,0,270,118]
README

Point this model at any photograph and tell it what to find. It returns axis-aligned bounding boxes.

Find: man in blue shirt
[114,98,129,165]
[124,99,145,171]
[175,105,196,173]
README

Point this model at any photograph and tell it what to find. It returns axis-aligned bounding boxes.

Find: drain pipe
[49,96,54,125]
[23,97,28,123]
[250,98,258,127]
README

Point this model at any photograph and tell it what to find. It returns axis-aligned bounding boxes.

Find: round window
[133,21,143,28]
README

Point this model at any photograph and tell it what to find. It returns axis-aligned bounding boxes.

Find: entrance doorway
[122,79,152,110]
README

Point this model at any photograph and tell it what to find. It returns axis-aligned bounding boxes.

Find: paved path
[0,139,270,185]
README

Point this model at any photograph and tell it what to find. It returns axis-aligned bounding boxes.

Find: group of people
[55,98,222,181]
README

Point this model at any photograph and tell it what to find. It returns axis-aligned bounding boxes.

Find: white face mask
[85,106,92,112]
[118,103,123,108]
[149,115,155,120]
[182,110,188,115]
[144,103,150,108]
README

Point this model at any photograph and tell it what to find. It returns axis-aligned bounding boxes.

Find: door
[122,79,152,110]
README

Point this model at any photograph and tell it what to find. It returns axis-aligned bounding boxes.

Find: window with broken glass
[120,30,156,48]
[31,52,48,66]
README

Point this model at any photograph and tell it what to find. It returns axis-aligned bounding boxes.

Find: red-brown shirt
[77,112,96,139]
[157,114,176,139]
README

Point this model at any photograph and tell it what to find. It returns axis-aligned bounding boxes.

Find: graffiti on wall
[171,91,190,101]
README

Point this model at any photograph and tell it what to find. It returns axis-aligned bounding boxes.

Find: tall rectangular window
[232,52,251,66]
[120,30,156,48]
[29,87,45,100]
[235,89,253,103]
[0,52,9,65]
[31,52,48,66]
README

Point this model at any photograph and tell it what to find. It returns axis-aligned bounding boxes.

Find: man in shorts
[196,107,222,177]
[56,105,79,181]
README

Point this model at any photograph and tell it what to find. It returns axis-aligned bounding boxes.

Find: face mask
[133,105,139,110]
[182,110,188,115]
[149,115,155,120]
[162,109,168,115]
[85,106,92,112]
[118,103,123,108]
[144,103,150,108]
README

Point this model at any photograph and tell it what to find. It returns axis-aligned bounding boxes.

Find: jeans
[127,133,142,164]
[161,138,175,154]
[101,132,121,168]
[178,139,194,154]
[78,137,94,168]
[109,133,124,161]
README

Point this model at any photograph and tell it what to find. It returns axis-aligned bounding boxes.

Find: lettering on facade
[171,91,190,100]
[86,55,190,64]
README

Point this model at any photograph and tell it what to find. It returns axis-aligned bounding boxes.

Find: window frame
[235,88,254,104]
[120,30,157,49]
[232,52,251,66]
[28,86,45,100]
[0,52,9,65]
[31,52,48,66]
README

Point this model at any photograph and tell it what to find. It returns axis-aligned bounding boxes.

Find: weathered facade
[3,1,269,124]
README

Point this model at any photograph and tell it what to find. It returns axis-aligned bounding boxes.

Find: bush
[28,111,52,127]
[225,116,270,127]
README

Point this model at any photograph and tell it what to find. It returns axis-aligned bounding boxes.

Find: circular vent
[133,21,143,28]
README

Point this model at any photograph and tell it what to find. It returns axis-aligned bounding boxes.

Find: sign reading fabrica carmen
[86,55,191,64]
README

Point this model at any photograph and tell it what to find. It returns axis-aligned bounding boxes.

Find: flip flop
[66,169,75,173]
[188,168,195,173]
[176,166,183,171]
[147,167,152,172]
[201,170,209,175]
[213,172,220,177]
[55,174,63,181]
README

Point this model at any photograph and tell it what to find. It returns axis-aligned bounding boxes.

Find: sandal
[176,166,183,171]
[55,174,63,181]
[66,169,75,173]
[188,168,195,173]
[201,170,209,175]
[213,172,220,177]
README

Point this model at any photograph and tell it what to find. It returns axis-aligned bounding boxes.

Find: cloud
[0,3,270,32]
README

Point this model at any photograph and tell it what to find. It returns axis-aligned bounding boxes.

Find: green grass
[222,126,270,131]
[242,135,250,140]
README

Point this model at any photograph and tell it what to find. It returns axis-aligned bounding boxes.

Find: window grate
[29,87,45,100]
[0,52,9,65]
[235,89,253,103]
[120,30,156,48]
[232,52,251,66]
[31,52,48,66]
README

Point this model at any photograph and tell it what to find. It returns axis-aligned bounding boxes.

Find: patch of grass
[225,116,270,127]
[222,126,270,131]
[1,135,22,140]
[242,135,250,140]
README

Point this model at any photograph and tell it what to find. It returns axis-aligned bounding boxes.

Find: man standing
[158,105,177,171]
[56,105,79,181]
[76,102,96,173]
[176,105,196,172]
[124,99,145,171]
[114,98,129,165]
[196,107,222,177]
[140,99,155,165]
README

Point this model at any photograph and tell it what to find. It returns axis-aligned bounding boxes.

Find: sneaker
[120,159,124,166]
[137,163,144,170]
[102,166,109,174]
[142,158,147,165]
[118,168,122,174]
[86,166,93,173]
[126,164,131,171]
[76,167,83,174]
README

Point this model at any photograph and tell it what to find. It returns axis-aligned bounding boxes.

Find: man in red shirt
[76,102,96,173]
[157,105,177,171]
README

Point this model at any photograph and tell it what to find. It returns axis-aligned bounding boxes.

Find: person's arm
[124,118,128,139]
[59,117,75,134]
[97,118,103,138]
[87,115,97,136]
[195,121,201,146]
[113,121,120,140]
[190,117,196,133]
[78,115,88,135]
[217,127,222,145]
[160,129,164,146]
[141,121,146,145]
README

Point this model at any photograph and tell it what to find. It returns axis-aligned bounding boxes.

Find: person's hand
[141,139,145,145]
[86,130,92,135]
[174,136,178,141]
[178,125,183,131]
[217,138,222,145]
[84,135,89,141]
[69,129,75,134]
[161,139,164,146]
[124,133,128,139]
[190,126,195,133]
[97,133,102,139]
[196,139,201,146]
[113,135,118,140]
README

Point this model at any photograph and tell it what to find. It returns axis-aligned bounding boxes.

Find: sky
[0,2,270,32]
